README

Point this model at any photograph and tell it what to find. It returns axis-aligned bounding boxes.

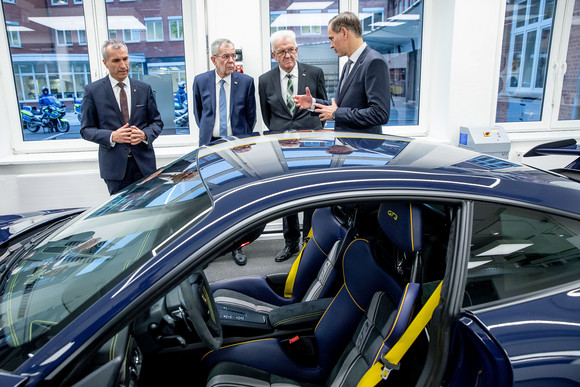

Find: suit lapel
[210,71,217,119]
[230,72,239,117]
[271,67,289,115]
[129,78,137,122]
[337,46,369,104]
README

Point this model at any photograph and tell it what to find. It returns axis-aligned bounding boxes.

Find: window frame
[493,0,580,136]
[145,17,164,42]
[55,29,74,46]
[168,16,183,41]
[6,21,21,47]
[260,0,431,138]
[0,0,206,156]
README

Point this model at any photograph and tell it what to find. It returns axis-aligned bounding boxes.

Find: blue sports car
[0,131,579,386]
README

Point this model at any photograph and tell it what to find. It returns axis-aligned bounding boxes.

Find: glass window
[464,201,580,307]
[558,0,580,120]
[56,30,73,46]
[300,10,322,35]
[6,21,21,47]
[361,7,384,33]
[106,2,190,136]
[168,16,183,41]
[145,17,164,42]
[2,0,90,141]
[496,0,556,122]
[268,1,339,98]
[359,0,424,126]
[52,0,68,5]
[78,29,87,45]
[123,29,141,43]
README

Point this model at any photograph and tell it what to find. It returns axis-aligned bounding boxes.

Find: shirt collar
[109,75,129,89]
[348,43,367,65]
[216,70,232,85]
[279,63,299,81]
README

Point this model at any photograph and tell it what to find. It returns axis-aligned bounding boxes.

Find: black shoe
[232,248,247,266]
[275,244,299,262]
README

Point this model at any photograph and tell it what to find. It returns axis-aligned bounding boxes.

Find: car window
[0,149,211,372]
[464,201,580,307]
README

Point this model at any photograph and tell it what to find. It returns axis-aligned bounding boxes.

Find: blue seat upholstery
[211,207,350,312]
[204,202,423,385]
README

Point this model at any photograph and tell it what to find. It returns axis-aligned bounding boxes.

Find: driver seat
[211,207,352,312]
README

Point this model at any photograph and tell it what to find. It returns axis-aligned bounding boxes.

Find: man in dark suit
[259,30,327,262]
[81,39,163,195]
[193,38,256,147]
[192,38,257,265]
[293,11,391,134]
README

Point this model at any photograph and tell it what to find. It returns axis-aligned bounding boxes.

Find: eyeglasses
[216,54,236,60]
[275,48,296,56]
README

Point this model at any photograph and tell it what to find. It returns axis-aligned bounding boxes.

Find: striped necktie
[286,74,294,114]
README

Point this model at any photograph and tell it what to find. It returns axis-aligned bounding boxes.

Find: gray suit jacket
[259,62,327,132]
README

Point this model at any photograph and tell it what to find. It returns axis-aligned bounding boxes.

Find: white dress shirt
[279,65,299,105]
[213,71,232,138]
[108,75,131,146]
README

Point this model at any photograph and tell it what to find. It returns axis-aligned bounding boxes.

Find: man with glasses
[259,30,327,262]
[193,38,256,265]
[193,38,256,148]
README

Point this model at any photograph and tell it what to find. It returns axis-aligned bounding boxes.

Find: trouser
[105,155,144,195]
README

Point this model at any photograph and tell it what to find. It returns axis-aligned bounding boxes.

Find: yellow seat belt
[357,281,443,387]
[283,228,313,298]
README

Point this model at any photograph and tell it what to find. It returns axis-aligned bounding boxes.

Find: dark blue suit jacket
[323,46,391,134]
[193,70,257,146]
[81,76,163,180]
[259,62,327,132]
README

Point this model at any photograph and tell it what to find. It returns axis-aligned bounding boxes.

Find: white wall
[0,0,576,215]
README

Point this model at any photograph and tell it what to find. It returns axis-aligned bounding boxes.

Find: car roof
[195,131,580,215]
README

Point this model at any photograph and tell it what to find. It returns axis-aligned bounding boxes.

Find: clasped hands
[292,87,337,122]
[112,123,147,145]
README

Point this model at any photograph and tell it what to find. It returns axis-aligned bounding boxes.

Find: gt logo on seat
[387,210,398,220]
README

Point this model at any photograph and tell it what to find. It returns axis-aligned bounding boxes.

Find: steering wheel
[179,272,223,350]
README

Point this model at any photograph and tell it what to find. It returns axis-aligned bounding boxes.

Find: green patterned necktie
[286,74,294,114]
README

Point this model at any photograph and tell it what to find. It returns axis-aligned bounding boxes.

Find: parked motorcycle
[174,98,189,128]
[73,97,82,122]
[41,96,70,133]
[20,105,46,133]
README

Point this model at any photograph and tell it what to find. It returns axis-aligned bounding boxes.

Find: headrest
[378,202,422,252]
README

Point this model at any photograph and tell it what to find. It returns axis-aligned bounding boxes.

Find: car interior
[66,198,456,387]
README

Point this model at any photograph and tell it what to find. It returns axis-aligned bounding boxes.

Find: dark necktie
[339,59,353,95]
[219,79,227,137]
[286,74,294,114]
[118,82,129,124]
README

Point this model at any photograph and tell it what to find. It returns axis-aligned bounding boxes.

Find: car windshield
[0,149,211,371]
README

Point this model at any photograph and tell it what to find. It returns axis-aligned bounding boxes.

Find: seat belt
[357,281,443,387]
[283,228,313,298]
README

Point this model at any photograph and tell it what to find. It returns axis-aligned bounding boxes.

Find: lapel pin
[302,73,306,77]
[234,81,238,85]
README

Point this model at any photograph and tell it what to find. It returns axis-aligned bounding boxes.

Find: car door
[455,200,580,386]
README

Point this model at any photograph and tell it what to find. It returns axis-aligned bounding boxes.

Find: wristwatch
[332,110,336,120]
